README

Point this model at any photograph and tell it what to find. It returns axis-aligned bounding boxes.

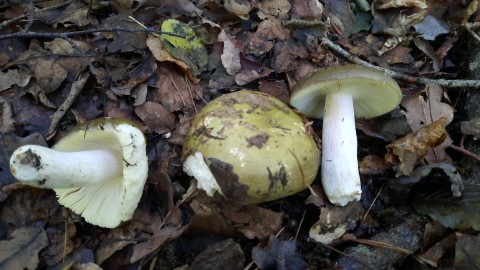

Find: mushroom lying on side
[182,90,320,204]
[9,118,148,228]
[290,65,402,206]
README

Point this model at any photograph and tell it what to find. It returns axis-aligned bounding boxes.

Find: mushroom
[182,90,320,204]
[290,65,402,206]
[9,118,148,228]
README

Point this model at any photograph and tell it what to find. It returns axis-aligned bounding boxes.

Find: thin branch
[0,27,184,41]
[0,0,74,30]
[320,35,480,88]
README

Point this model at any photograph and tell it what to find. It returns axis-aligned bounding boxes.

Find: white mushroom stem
[10,145,122,189]
[322,91,361,206]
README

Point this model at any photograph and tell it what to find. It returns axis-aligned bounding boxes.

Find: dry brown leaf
[223,205,286,240]
[0,96,15,133]
[154,65,202,112]
[368,46,413,68]
[402,83,454,163]
[291,0,323,19]
[385,117,448,176]
[134,101,176,134]
[258,80,290,104]
[224,0,252,19]
[258,0,291,18]
[246,17,290,56]
[309,202,364,244]
[202,19,241,75]
[130,226,188,263]
[0,69,31,92]
[377,0,427,9]
[0,226,48,270]
[461,118,480,139]
[359,155,390,175]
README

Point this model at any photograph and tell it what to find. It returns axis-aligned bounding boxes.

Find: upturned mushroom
[290,65,402,206]
[9,118,148,228]
[182,90,320,204]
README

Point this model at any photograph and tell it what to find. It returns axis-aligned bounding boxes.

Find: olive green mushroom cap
[182,90,320,204]
[290,65,402,119]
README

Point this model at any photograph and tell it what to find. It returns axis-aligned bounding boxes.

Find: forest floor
[1,0,480,269]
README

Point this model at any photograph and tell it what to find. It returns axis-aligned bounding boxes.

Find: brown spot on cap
[208,158,250,203]
[246,133,270,149]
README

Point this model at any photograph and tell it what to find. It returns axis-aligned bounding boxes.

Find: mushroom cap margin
[290,65,402,119]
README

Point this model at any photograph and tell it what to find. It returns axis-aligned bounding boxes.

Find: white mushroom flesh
[321,91,361,206]
[10,145,122,189]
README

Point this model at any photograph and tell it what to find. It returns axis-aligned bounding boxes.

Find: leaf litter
[0,0,480,269]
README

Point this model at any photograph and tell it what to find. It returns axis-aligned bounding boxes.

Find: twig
[45,72,90,140]
[363,184,383,220]
[0,27,184,41]
[448,144,480,162]
[24,0,35,32]
[320,36,480,88]
[0,0,74,30]
[309,238,372,269]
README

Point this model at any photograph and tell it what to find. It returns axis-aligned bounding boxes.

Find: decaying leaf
[454,233,480,269]
[134,101,176,134]
[309,202,364,244]
[377,0,427,9]
[252,235,306,270]
[414,185,480,230]
[160,19,208,76]
[413,16,450,41]
[202,19,241,76]
[395,163,464,197]
[0,96,15,133]
[190,238,245,270]
[0,69,31,92]
[0,226,48,270]
[359,155,390,175]
[246,17,290,56]
[386,117,448,176]
[224,0,252,19]
[147,35,199,83]
[461,118,480,139]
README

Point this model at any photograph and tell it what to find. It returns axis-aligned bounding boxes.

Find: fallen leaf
[291,0,323,19]
[377,0,427,9]
[101,14,147,52]
[395,163,464,197]
[202,19,242,75]
[368,46,413,68]
[414,185,480,230]
[454,233,480,269]
[190,238,245,270]
[309,202,364,244]
[257,0,291,18]
[154,65,202,112]
[252,235,306,270]
[246,17,290,56]
[224,0,252,19]
[41,220,77,266]
[223,205,286,240]
[130,226,188,263]
[418,233,456,267]
[0,225,48,270]
[461,118,480,139]
[0,69,31,92]
[403,84,454,163]
[161,19,208,76]
[385,117,448,176]
[359,155,390,175]
[0,96,15,133]
[258,80,290,104]
[147,35,199,83]
[413,15,450,41]
[135,101,176,134]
